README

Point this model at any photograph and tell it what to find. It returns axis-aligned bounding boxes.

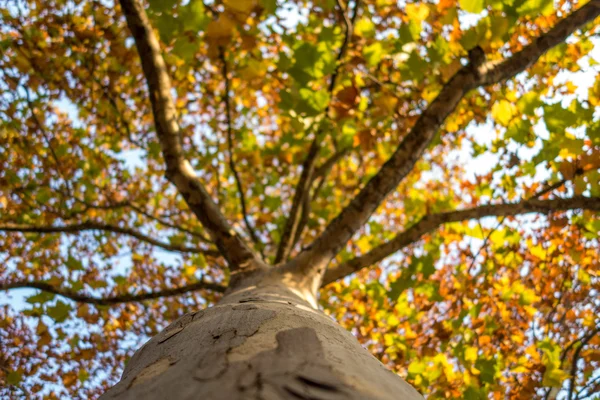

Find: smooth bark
[100,274,422,400]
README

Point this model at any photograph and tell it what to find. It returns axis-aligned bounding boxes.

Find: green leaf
[264,196,282,211]
[517,92,542,116]
[181,0,209,32]
[475,358,497,384]
[413,254,436,278]
[460,0,485,13]
[48,301,71,323]
[399,22,421,44]
[363,42,383,67]
[36,187,52,204]
[464,387,486,400]
[340,120,358,148]
[289,42,335,85]
[506,119,533,145]
[408,360,427,375]
[78,369,90,383]
[6,371,22,385]
[260,0,277,14]
[388,275,414,300]
[66,255,84,271]
[88,280,108,289]
[399,52,428,81]
[173,37,199,61]
[517,0,554,17]
[297,88,330,116]
[543,103,577,133]
[26,291,55,304]
[148,0,177,13]
[151,11,179,43]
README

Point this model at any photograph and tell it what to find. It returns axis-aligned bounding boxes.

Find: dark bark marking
[296,376,340,392]
[233,304,259,311]
[158,326,184,343]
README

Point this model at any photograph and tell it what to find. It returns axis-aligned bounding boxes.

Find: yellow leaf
[184,265,196,277]
[589,76,600,107]
[406,3,430,22]
[354,18,375,37]
[465,346,478,362]
[491,100,516,126]
[356,236,371,253]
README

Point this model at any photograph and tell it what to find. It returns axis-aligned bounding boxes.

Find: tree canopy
[1,0,600,398]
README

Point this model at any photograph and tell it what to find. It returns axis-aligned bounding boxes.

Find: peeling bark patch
[195,330,233,380]
[232,327,351,400]
[160,309,204,340]
[195,308,277,382]
[128,357,176,388]
[235,309,277,337]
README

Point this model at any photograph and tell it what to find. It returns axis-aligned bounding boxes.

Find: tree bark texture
[100,275,423,400]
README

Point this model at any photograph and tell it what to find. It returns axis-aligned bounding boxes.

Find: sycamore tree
[1,0,600,398]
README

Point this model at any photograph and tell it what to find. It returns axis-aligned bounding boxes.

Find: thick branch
[296,2,600,275]
[481,2,600,86]
[322,196,600,286]
[274,0,360,264]
[1,280,226,306]
[0,222,219,256]
[274,140,320,264]
[291,148,351,250]
[118,0,257,271]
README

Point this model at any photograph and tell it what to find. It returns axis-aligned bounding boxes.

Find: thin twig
[219,48,263,258]
[1,279,226,306]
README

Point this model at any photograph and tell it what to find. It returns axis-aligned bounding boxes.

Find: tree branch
[480,2,600,86]
[567,327,600,400]
[118,0,257,271]
[0,222,219,256]
[313,147,350,181]
[219,48,263,256]
[69,198,213,243]
[274,139,320,263]
[295,2,600,277]
[322,196,600,286]
[290,148,351,250]
[274,0,360,264]
[1,280,226,306]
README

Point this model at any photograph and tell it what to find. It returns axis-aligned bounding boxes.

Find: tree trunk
[100,271,422,400]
